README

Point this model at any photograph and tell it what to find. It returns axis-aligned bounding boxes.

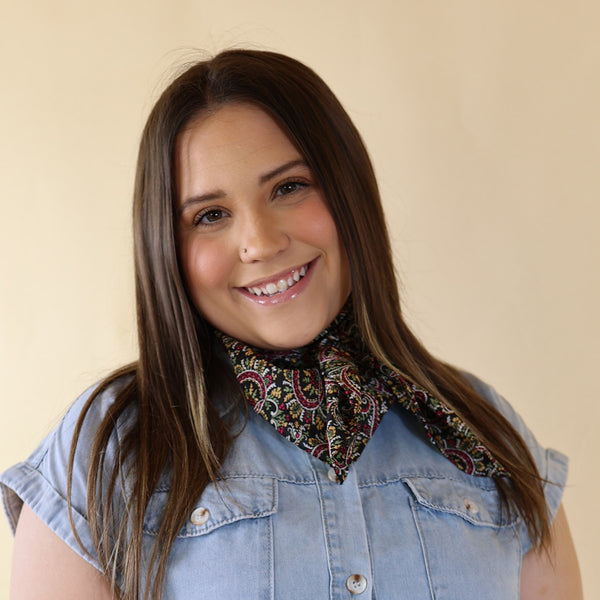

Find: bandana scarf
[217,308,507,483]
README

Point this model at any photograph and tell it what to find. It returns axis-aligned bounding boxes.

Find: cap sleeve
[0,377,130,572]
[465,373,569,554]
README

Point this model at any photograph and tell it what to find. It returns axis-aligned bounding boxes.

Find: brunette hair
[69,49,550,599]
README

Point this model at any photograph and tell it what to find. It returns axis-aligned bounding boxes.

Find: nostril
[239,230,290,261]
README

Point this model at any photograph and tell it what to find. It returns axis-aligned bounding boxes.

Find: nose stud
[242,248,247,254]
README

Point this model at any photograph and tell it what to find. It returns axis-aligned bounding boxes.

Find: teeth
[246,264,309,297]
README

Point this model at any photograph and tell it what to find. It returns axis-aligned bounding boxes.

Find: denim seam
[358,474,498,490]
[409,497,436,600]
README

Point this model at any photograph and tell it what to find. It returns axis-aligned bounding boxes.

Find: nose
[239,212,290,262]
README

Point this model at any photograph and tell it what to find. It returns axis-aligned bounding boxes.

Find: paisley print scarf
[217,306,507,482]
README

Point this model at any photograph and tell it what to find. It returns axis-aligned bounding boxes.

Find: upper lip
[238,260,313,289]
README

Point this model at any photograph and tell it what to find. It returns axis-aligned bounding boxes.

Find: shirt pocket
[143,476,278,600]
[403,476,521,600]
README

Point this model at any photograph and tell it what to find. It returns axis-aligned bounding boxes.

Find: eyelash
[191,177,311,228]
[274,178,309,197]
[192,208,229,228]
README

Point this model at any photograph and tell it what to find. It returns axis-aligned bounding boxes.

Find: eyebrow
[258,158,307,184]
[178,158,308,216]
[178,190,225,216]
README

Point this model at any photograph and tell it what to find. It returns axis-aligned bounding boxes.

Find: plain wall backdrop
[1,1,598,597]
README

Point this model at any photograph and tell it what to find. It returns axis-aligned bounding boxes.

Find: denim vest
[1,375,567,599]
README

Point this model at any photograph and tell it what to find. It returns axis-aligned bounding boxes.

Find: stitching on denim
[308,460,335,599]
[410,497,436,600]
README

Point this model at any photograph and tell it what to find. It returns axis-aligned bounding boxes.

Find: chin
[257,303,347,350]
[253,332,316,351]
[250,322,327,351]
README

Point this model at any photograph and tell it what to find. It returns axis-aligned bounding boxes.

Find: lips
[244,263,310,297]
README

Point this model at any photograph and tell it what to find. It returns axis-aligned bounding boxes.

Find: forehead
[175,103,298,171]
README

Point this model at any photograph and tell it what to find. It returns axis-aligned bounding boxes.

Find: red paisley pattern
[217,306,508,482]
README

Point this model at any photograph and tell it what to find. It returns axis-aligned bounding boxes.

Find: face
[175,103,351,350]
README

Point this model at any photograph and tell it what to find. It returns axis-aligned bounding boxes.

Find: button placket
[315,466,372,597]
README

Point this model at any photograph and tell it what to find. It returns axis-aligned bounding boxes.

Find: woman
[2,50,581,599]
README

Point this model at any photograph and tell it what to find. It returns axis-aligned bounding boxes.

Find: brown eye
[275,181,307,196]
[195,209,227,226]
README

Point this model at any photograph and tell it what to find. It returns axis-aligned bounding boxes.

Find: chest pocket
[404,476,522,600]
[143,477,278,599]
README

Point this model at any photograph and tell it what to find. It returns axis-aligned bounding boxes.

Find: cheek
[299,202,348,272]
[296,200,341,248]
[180,239,232,298]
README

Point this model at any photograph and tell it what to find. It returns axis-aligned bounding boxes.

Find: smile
[244,263,310,297]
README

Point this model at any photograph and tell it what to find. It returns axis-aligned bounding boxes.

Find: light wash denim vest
[1,374,567,599]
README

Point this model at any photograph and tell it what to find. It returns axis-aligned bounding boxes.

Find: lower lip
[237,259,318,306]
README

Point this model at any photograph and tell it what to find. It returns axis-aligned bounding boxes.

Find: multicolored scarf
[217,307,507,482]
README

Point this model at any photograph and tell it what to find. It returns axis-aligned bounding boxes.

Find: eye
[194,208,228,227]
[275,180,308,197]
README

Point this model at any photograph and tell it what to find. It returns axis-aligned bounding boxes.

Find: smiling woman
[0,49,581,600]
[176,103,351,349]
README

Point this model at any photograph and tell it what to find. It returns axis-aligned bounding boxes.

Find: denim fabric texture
[1,375,567,599]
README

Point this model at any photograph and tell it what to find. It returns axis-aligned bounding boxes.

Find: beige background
[1,1,598,597]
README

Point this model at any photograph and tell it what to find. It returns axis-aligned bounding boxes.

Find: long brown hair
[69,49,550,599]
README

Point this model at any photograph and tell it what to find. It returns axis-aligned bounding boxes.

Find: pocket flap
[144,477,278,537]
[403,476,514,527]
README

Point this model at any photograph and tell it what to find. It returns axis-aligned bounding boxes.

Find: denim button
[327,468,339,483]
[346,574,367,594]
[463,498,479,514]
[190,507,210,526]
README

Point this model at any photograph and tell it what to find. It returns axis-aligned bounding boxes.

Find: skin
[520,505,583,599]
[9,103,583,598]
[11,504,112,599]
[175,103,352,350]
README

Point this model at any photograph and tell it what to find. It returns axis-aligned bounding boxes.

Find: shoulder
[463,372,568,478]
[0,373,135,570]
[463,372,569,551]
